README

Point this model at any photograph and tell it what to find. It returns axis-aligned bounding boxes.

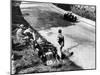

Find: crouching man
[23,27,35,49]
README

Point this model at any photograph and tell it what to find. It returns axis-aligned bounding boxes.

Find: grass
[12,45,83,74]
[71,5,96,21]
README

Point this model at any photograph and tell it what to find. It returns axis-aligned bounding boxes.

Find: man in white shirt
[16,24,25,44]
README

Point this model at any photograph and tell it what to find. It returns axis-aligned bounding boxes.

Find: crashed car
[35,41,60,66]
[64,12,78,22]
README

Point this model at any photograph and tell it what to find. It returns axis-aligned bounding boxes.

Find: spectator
[23,27,36,49]
[16,24,25,45]
[57,29,64,60]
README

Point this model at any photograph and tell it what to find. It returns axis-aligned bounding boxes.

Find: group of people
[16,24,35,49]
[16,24,65,61]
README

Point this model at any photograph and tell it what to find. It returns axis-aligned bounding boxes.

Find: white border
[0,0,100,75]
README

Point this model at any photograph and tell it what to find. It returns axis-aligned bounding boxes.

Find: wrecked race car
[34,41,60,66]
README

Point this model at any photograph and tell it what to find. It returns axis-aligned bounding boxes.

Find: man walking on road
[57,29,64,60]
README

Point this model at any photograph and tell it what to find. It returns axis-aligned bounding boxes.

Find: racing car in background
[64,12,78,22]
